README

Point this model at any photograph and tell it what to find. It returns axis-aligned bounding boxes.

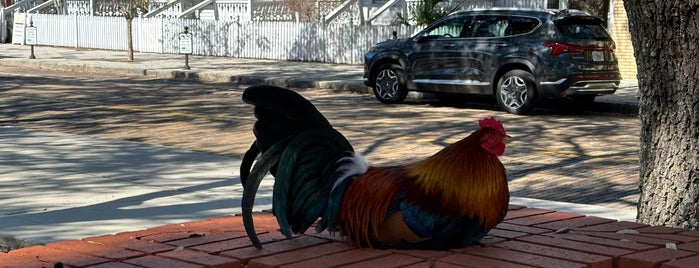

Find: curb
[2,59,148,76]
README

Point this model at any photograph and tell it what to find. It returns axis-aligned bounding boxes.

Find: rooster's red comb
[479,117,506,135]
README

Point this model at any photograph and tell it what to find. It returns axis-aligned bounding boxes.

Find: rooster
[240,85,510,250]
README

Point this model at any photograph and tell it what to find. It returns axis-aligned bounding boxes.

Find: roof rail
[449,7,554,16]
[554,9,593,17]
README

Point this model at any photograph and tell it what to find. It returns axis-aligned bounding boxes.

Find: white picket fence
[26,14,420,64]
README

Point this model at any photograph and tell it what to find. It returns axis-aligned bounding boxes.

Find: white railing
[27,13,419,64]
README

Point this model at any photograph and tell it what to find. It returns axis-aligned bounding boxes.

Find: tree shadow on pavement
[0,73,640,231]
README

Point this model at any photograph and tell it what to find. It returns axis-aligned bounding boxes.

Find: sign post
[179,26,192,70]
[25,20,37,59]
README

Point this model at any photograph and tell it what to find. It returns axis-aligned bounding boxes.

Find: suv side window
[425,17,471,38]
[467,15,539,38]
[469,15,508,37]
[505,16,540,36]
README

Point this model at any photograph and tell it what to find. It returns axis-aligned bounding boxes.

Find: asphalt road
[0,67,641,211]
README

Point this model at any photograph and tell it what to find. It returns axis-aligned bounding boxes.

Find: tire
[372,63,408,104]
[496,70,537,115]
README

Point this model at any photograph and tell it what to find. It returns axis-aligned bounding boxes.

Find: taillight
[543,42,614,56]
[542,42,584,55]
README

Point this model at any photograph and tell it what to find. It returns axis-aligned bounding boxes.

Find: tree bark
[624,0,699,228]
[126,17,134,62]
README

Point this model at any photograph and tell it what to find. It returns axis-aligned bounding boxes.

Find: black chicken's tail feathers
[240,85,363,249]
[240,85,331,185]
[242,85,331,152]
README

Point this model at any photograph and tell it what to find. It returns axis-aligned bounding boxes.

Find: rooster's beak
[504,135,513,143]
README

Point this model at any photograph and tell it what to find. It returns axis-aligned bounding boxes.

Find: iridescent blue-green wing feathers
[273,129,355,237]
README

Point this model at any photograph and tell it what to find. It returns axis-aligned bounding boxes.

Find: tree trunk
[53,0,65,15]
[126,17,134,62]
[569,0,610,25]
[624,0,699,228]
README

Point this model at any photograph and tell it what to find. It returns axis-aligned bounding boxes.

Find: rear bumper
[539,73,621,97]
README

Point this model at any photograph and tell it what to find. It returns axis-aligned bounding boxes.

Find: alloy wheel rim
[375,69,398,99]
[500,76,527,110]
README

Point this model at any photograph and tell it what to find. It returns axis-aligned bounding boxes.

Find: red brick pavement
[3,206,698,268]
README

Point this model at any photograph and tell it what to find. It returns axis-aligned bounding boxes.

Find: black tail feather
[240,142,259,186]
[240,85,357,248]
[242,85,331,149]
[241,138,289,249]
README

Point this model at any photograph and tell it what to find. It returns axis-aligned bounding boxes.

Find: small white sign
[179,33,192,54]
[25,27,37,45]
[12,13,26,45]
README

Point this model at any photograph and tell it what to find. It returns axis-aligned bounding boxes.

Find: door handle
[443,44,458,49]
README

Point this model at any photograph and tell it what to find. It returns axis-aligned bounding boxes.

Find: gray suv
[363,8,621,114]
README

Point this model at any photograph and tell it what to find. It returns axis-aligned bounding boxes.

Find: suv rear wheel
[372,63,408,104]
[496,70,537,114]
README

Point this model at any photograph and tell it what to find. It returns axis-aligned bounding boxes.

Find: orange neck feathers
[337,127,509,246]
[407,130,509,229]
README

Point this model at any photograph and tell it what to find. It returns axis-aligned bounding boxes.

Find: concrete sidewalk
[0,126,274,244]
[0,44,368,92]
[0,43,639,114]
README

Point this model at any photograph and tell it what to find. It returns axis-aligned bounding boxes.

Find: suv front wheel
[372,63,408,104]
[496,70,537,114]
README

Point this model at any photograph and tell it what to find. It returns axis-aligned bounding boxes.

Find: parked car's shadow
[402,93,598,116]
